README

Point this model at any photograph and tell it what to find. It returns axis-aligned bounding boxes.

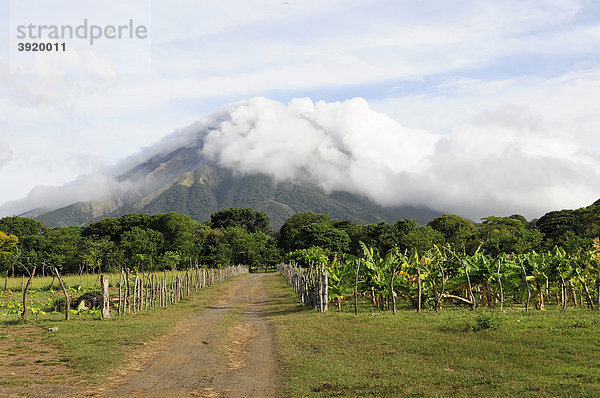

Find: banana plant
[426,245,451,312]
[358,242,403,310]
[325,254,355,311]
[572,251,595,309]
[548,246,574,310]
[592,238,600,310]
[404,251,426,312]
[524,251,550,310]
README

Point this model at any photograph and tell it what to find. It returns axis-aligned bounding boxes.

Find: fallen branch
[441,293,473,306]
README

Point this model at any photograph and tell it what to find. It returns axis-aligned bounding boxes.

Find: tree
[477,216,542,256]
[399,226,444,255]
[357,242,404,311]
[85,217,125,242]
[278,212,332,251]
[292,222,350,253]
[120,227,165,270]
[210,208,271,234]
[394,219,419,236]
[39,227,85,274]
[428,214,476,251]
[284,246,329,267]
[325,254,355,311]
[0,231,19,281]
[151,212,199,261]
[197,228,232,267]
[223,227,280,270]
[0,216,46,238]
[333,220,363,255]
[359,223,399,254]
[536,204,600,252]
[0,231,18,254]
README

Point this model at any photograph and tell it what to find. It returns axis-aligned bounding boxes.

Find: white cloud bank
[198,97,600,219]
[2,0,599,218]
[3,95,598,220]
[0,141,13,166]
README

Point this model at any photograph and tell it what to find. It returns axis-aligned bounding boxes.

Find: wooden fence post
[53,267,71,321]
[322,272,328,313]
[21,266,36,320]
[125,268,131,313]
[117,268,123,315]
[354,259,360,315]
[101,275,110,319]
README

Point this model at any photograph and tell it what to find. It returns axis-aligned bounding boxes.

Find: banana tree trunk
[353,260,360,316]
[579,277,594,309]
[519,262,531,312]
[569,280,578,307]
[390,263,397,315]
[435,263,445,313]
[497,260,504,311]
[432,279,439,313]
[416,267,422,313]
[597,265,600,310]
[441,293,473,305]
[535,282,545,310]
[463,261,476,310]
[560,276,567,311]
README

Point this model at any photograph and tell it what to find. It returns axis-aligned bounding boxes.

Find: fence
[38,265,249,320]
[112,265,248,316]
[277,263,328,313]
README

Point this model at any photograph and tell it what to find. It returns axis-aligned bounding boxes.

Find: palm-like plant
[572,251,595,309]
[358,242,404,310]
[325,254,355,311]
[521,251,549,310]
[591,238,600,309]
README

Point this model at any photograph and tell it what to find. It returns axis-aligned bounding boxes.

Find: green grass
[264,274,600,397]
[2,270,192,292]
[0,269,202,322]
[1,275,242,382]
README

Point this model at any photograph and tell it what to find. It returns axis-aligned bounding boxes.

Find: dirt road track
[87,273,282,397]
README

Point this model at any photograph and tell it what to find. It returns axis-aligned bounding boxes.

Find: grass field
[0,275,239,383]
[264,274,600,397]
[3,272,600,396]
[2,270,190,292]
[0,270,199,322]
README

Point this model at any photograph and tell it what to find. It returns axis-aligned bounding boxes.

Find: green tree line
[1,200,600,280]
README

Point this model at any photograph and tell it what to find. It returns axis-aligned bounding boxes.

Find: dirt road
[88,273,282,397]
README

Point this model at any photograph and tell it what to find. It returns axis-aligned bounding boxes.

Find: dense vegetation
[0,210,279,277]
[2,202,600,395]
[2,201,600,309]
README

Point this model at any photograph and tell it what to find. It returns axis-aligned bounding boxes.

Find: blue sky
[1,0,600,218]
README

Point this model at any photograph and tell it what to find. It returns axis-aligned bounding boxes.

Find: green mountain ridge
[32,163,441,228]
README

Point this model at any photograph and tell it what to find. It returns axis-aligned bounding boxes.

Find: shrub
[473,312,501,331]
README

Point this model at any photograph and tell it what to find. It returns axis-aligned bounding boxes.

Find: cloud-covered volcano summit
[1,96,599,224]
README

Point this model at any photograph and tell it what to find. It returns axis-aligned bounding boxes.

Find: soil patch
[0,326,83,397]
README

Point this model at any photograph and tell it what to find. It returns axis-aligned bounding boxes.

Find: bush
[473,312,501,331]
[51,297,66,312]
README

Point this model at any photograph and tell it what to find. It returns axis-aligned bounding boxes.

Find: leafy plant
[473,312,502,331]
